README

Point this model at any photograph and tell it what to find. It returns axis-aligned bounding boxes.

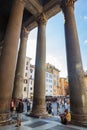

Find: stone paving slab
[43,116,61,122]
[46,125,79,130]
[24,120,48,128]
[0,116,87,130]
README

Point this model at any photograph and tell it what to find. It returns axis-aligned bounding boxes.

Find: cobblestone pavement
[0,113,87,130]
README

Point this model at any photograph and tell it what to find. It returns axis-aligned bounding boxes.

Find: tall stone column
[13,27,29,99]
[30,14,48,117]
[61,0,87,125]
[0,45,2,56]
[0,0,25,123]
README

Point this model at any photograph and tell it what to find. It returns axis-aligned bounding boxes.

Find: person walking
[15,98,24,127]
[48,103,52,114]
[27,100,30,114]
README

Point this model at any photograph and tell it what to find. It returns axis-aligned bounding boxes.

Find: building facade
[45,63,60,97]
[28,64,35,100]
[23,59,61,99]
[59,78,69,97]
[85,71,87,88]
[23,57,31,99]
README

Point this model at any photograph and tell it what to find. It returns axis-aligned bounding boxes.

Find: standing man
[15,98,24,127]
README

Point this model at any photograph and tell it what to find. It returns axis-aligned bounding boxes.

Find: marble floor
[0,115,87,130]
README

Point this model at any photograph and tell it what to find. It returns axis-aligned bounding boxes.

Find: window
[24,79,28,84]
[46,73,48,77]
[30,75,32,79]
[30,69,33,73]
[26,61,28,65]
[26,66,28,70]
[54,81,56,86]
[50,85,52,88]
[31,81,32,85]
[46,79,48,82]
[25,73,27,77]
[49,74,52,79]
[30,87,32,90]
[24,87,26,91]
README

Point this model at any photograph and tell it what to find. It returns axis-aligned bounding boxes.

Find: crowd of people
[46,98,71,125]
[10,97,71,126]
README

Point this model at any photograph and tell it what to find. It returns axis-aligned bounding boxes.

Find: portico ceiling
[0,0,61,31]
[24,0,61,30]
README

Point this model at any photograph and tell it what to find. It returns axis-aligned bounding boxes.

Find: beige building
[85,71,87,88]
[85,76,87,85]
[23,61,60,98]
[29,64,35,100]
[23,57,31,99]
[59,77,69,96]
[46,63,60,97]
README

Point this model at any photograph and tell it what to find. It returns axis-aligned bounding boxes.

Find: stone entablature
[61,0,76,8]
[37,13,47,25]
[23,0,62,30]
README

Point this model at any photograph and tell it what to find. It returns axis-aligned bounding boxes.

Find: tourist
[27,100,30,114]
[48,103,52,114]
[15,98,24,127]
[59,109,71,125]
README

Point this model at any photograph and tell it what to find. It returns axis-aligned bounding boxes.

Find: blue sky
[26,0,87,77]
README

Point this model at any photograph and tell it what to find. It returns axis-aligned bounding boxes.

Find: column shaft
[0,0,25,122]
[13,27,29,99]
[61,0,87,125]
[31,14,48,117]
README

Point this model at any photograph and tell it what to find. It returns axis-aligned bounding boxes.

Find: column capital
[21,27,29,39]
[37,13,47,25]
[15,0,27,4]
[61,0,77,9]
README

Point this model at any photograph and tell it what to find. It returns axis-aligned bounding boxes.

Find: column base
[71,113,87,127]
[30,109,48,118]
[0,112,11,125]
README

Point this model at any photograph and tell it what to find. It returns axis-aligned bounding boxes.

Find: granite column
[30,14,48,117]
[13,27,29,99]
[0,0,25,123]
[61,0,87,125]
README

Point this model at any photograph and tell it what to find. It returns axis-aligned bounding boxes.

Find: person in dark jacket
[15,98,24,127]
[27,100,30,113]
[48,103,52,114]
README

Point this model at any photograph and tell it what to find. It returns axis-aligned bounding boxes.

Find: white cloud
[26,39,67,78]
[26,28,37,65]
[26,38,36,65]
[46,55,67,77]
[83,40,87,45]
[26,28,67,78]
[84,16,87,20]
